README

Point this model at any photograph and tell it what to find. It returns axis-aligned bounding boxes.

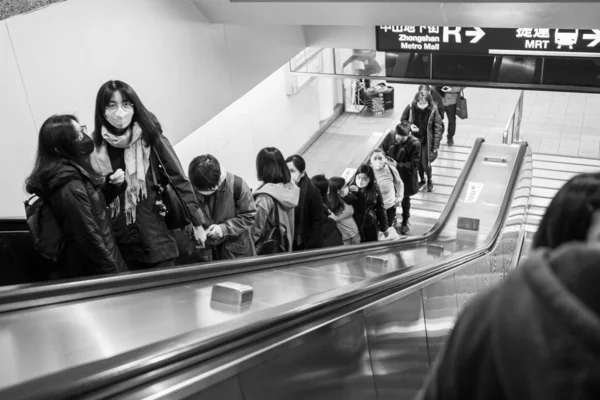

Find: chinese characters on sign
[376,26,600,57]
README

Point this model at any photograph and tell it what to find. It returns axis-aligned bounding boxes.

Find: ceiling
[191,0,600,29]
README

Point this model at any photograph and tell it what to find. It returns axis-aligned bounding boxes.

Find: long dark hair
[92,80,162,147]
[256,147,291,184]
[533,172,600,249]
[412,91,434,109]
[25,114,97,194]
[285,154,307,173]
[328,176,347,216]
[352,164,376,192]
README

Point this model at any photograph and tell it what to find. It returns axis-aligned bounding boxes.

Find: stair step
[533,153,600,168]
[533,160,600,174]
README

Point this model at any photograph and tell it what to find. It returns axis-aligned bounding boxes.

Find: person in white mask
[347,164,389,242]
[370,148,404,229]
[90,80,208,271]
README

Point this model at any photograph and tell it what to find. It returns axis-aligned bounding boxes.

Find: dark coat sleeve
[379,130,396,154]
[55,181,122,274]
[154,134,209,227]
[431,110,443,152]
[101,174,128,205]
[397,141,421,172]
[219,179,256,237]
[251,194,274,244]
[305,184,325,249]
[374,184,388,232]
[400,104,412,124]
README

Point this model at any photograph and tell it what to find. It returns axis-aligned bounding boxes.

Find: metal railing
[502,90,525,144]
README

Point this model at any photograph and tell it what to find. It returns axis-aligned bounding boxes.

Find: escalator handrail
[0,139,486,313]
[0,142,528,400]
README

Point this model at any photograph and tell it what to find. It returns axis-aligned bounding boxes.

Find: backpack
[255,194,289,255]
[233,175,242,203]
[24,195,64,262]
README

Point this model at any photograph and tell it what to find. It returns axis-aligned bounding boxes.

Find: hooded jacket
[251,182,300,252]
[196,171,257,260]
[419,243,600,400]
[31,161,128,278]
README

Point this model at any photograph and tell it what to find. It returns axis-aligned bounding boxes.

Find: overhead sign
[376,26,600,58]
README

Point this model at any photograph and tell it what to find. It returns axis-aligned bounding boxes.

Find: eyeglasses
[105,102,134,113]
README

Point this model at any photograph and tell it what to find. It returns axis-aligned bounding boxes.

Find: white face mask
[105,107,134,130]
[417,103,428,110]
[373,160,384,170]
[198,189,216,196]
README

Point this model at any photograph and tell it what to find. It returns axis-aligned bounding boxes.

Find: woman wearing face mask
[328,177,361,245]
[370,148,404,229]
[285,154,324,251]
[401,90,443,193]
[348,164,389,242]
[91,80,208,271]
[25,115,128,279]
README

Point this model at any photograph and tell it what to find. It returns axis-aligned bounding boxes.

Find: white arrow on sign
[583,29,600,47]
[465,27,485,43]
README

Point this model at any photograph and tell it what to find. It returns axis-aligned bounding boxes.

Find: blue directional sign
[376,26,600,58]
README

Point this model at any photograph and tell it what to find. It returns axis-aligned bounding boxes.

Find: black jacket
[39,161,128,278]
[419,243,600,400]
[106,133,207,265]
[401,103,443,166]
[345,184,388,242]
[381,131,421,197]
[293,175,324,250]
[430,88,446,119]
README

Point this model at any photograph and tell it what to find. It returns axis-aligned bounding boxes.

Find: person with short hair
[188,154,257,260]
[435,84,466,146]
[251,147,300,253]
[286,154,324,250]
[380,122,422,235]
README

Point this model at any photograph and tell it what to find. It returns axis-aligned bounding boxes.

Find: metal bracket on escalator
[211,282,254,306]
[457,216,480,231]
[427,244,444,256]
[366,255,389,269]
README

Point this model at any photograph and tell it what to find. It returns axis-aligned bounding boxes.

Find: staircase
[521,153,600,257]
[405,145,469,236]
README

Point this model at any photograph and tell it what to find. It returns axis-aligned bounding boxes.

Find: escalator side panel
[236,313,377,400]
[454,264,478,314]
[181,376,245,400]
[362,289,429,400]
[421,274,459,364]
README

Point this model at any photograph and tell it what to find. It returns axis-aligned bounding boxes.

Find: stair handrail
[502,90,525,144]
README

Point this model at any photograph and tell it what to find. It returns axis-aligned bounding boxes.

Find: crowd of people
[24,81,458,280]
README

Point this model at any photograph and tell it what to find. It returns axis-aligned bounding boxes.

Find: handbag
[255,194,289,255]
[456,90,468,120]
[150,147,192,230]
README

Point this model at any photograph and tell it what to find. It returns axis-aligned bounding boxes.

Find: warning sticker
[464,181,484,203]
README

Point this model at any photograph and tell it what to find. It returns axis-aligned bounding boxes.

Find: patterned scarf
[91,123,151,224]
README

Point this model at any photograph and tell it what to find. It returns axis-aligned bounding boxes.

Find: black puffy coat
[345,184,388,242]
[293,175,324,250]
[380,132,422,197]
[39,161,128,279]
[105,134,207,265]
[401,103,443,167]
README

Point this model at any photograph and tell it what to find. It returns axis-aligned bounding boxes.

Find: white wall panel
[0,22,38,217]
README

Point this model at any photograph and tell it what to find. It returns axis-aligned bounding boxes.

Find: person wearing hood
[286,154,324,250]
[401,90,443,192]
[25,114,129,279]
[418,174,600,400]
[90,80,208,271]
[251,147,300,253]
[188,154,257,260]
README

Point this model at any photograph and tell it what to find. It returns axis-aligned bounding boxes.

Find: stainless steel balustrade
[0,139,485,314]
[0,142,531,400]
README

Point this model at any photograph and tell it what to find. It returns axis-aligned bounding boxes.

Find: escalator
[0,140,532,399]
